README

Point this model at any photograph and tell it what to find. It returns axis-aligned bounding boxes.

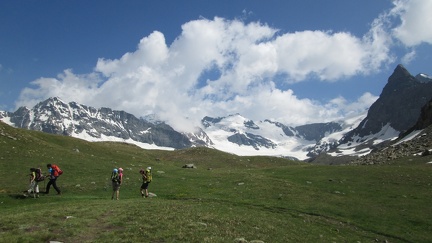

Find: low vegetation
[0,121,431,242]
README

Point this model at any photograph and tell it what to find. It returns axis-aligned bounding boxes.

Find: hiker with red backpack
[45,163,62,195]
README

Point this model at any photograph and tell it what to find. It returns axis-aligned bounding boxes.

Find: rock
[182,164,197,169]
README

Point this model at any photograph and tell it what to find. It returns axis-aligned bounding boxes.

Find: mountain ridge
[1,64,432,162]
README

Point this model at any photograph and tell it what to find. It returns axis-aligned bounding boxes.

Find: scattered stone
[234,238,248,243]
[351,126,432,165]
[182,164,197,169]
[188,222,207,227]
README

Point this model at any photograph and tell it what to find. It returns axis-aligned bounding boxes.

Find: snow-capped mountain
[0,97,208,150]
[1,64,431,162]
[201,114,362,160]
[0,97,357,160]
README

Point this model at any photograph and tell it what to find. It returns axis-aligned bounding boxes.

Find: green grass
[0,121,431,242]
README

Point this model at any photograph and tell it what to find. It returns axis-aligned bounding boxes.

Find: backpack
[35,168,45,182]
[145,169,152,182]
[111,172,120,183]
[51,164,63,177]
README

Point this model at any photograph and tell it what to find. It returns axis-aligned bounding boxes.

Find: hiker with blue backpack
[111,168,123,200]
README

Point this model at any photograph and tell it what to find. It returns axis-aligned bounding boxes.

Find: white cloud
[401,49,416,64]
[327,92,378,117]
[390,0,432,46]
[16,16,395,131]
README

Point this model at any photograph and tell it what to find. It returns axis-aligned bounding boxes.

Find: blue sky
[1,0,431,131]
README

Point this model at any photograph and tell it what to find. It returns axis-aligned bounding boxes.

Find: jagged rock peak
[388,64,412,82]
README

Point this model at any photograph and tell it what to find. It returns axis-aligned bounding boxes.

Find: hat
[118,168,123,172]
[113,168,118,173]
[147,167,152,170]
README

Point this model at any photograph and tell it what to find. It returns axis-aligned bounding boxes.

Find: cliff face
[341,64,432,144]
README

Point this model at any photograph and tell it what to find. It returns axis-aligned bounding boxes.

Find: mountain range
[1,64,431,162]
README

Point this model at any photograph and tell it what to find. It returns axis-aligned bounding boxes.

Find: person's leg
[52,178,61,194]
[140,183,149,197]
[140,184,145,197]
[35,183,39,198]
[31,181,37,198]
[27,181,33,194]
[46,179,53,194]
[111,182,117,199]
[26,181,34,197]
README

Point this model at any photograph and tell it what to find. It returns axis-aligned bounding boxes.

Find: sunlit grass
[0,122,431,242]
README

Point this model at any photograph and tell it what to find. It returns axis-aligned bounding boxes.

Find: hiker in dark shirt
[45,164,61,195]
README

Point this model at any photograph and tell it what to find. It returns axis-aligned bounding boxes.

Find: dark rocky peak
[201,116,224,128]
[244,120,259,129]
[295,122,342,141]
[381,64,418,96]
[340,64,432,144]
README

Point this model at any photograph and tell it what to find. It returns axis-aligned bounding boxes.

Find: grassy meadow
[0,121,431,242]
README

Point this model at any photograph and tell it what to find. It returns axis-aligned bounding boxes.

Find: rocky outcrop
[341,65,432,145]
[351,98,432,165]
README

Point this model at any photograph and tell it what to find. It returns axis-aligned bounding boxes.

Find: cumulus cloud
[390,0,432,46]
[19,3,422,131]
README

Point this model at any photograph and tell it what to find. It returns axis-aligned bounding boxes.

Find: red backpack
[51,164,63,177]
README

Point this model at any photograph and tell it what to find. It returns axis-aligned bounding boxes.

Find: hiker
[140,167,152,198]
[45,163,62,195]
[111,168,123,200]
[24,168,40,198]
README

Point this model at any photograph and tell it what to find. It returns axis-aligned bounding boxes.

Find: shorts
[112,181,121,191]
[141,182,150,189]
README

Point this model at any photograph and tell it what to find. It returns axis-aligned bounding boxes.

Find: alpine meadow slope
[1,120,432,242]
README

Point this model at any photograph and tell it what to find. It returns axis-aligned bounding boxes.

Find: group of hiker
[24,164,153,200]
[24,163,62,198]
[110,166,153,200]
